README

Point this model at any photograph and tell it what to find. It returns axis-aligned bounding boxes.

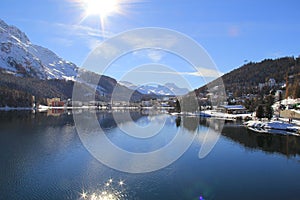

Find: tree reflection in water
[176,116,300,157]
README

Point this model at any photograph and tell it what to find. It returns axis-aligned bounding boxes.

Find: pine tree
[175,99,181,112]
[265,105,273,120]
[256,105,264,119]
[265,94,274,106]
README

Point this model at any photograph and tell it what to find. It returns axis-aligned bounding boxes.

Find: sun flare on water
[79,178,127,200]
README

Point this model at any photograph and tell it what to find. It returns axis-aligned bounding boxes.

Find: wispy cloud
[120,31,179,49]
[132,49,166,62]
[146,50,164,62]
[186,67,224,77]
[23,19,113,50]
[54,23,112,39]
[50,22,113,50]
[122,67,223,78]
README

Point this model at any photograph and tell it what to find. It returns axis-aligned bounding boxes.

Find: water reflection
[175,116,300,157]
[1,111,300,200]
[222,125,300,157]
[6,111,299,160]
[79,178,127,200]
[175,116,225,133]
[175,116,181,127]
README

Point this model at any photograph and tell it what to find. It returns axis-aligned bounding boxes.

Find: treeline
[77,69,145,102]
[195,56,300,97]
[0,72,74,99]
[286,79,300,99]
[0,70,74,107]
[0,69,148,107]
[0,86,33,107]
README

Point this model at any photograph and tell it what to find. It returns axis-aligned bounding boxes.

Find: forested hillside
[196,56,300,97]
[0,69,147,107]
[0,70,74,107]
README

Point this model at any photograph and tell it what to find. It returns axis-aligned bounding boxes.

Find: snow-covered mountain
[0,19,146,102]
[0,19,78,80]
[0,19,187,102]
[120,81,189,96]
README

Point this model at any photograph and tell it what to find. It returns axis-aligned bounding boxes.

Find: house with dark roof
[218,105,247,114]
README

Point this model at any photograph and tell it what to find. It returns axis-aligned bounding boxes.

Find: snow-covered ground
[277,117,300,126]
[244,120,300,135]
[273,98,300,110]
[293,109,300,115]
[202,110,253,120]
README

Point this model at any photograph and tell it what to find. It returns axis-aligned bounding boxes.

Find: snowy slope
[0,19,78,80]
[0,19,146,102]
[29,45,78,80]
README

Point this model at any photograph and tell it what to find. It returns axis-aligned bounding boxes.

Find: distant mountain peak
[119,81,189,96]
[0,19,30,45]
[0,19,78,80]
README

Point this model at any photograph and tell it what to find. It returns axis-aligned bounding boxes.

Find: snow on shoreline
[244,120,300,134]
[202,110,252,120]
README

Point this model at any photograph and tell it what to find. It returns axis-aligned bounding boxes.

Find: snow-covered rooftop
[220,105,246,110]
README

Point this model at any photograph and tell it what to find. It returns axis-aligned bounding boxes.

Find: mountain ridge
[0,19,78,80]
[120,81,189,96]
[0,19,145,106]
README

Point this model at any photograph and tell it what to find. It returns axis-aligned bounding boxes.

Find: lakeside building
[47,98,65,107]
[218,105,248,114]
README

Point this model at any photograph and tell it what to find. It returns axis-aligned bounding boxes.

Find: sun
[80,0,121,33]
[77,0,139,35]
[84,0,119,18]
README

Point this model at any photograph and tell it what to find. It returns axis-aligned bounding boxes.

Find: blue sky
[1,0,300,88]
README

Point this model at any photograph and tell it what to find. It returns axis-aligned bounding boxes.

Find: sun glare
[79,0,121,34]
[84,0,119,18]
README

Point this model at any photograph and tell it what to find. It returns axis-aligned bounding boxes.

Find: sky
[1,0,300,89]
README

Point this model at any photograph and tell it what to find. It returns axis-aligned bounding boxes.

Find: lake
[0,110,300,200]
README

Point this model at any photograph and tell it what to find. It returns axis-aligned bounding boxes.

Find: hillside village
[196,57,300,119]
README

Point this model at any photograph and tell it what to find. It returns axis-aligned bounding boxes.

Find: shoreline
[0,106,34,111]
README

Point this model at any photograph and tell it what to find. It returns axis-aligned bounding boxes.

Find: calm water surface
[0,111,300,200]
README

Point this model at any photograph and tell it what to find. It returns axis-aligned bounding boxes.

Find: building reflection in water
[175,116,300,158]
